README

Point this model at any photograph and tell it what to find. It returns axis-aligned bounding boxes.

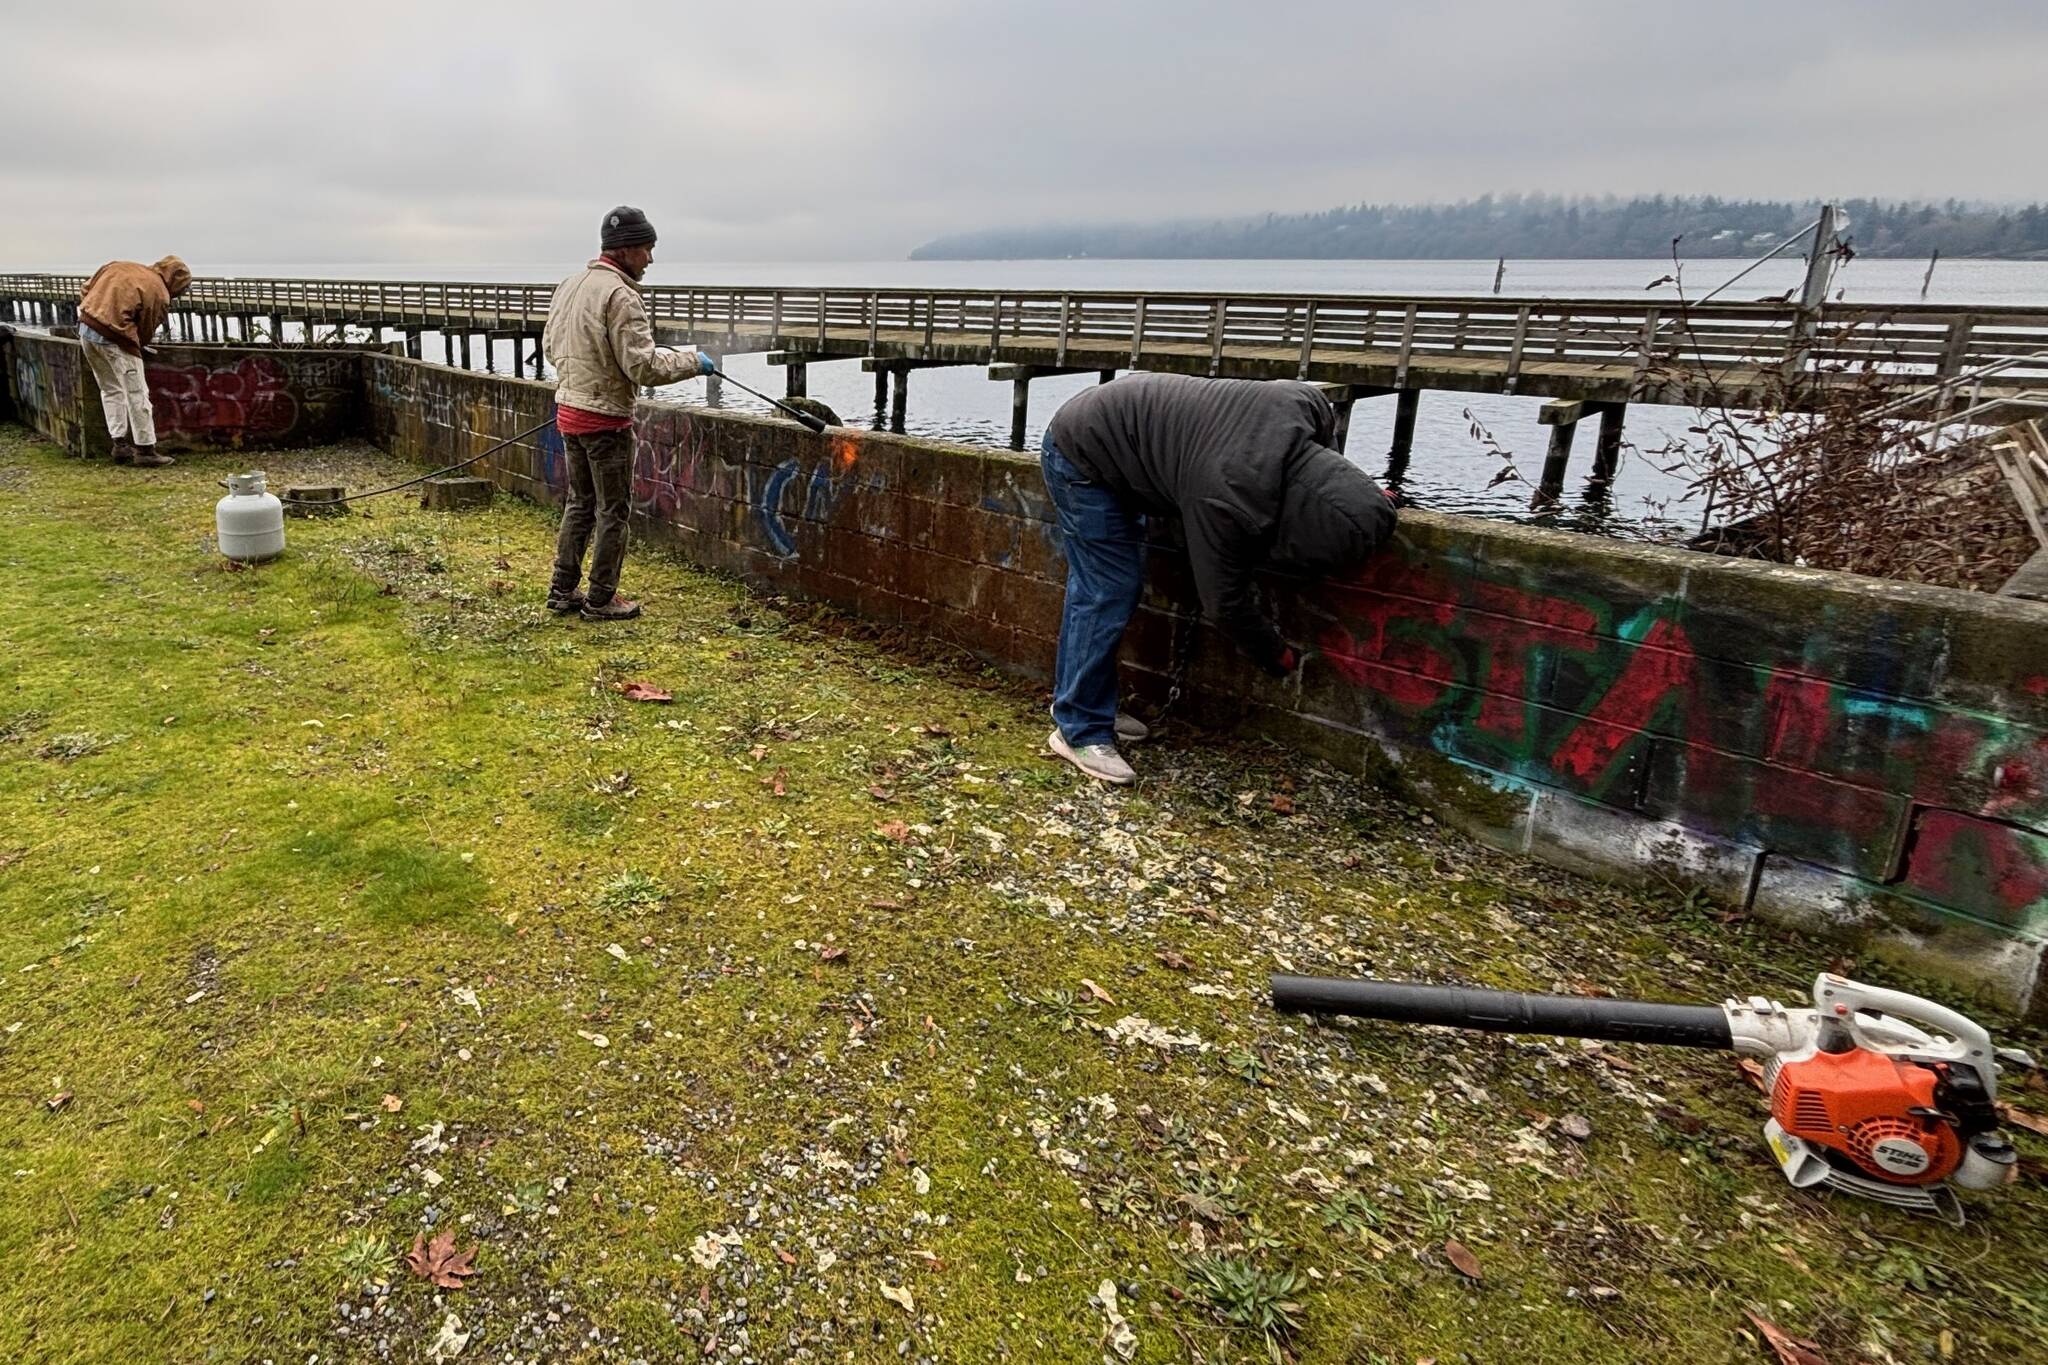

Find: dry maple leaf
[381,1093,404,1113]
[1443,1239,1483,1280]
[407,1230,478,1290]
[1743,1310,1829,1365]
[1736,1059,1768,1093]
[1079,978,1117,1006]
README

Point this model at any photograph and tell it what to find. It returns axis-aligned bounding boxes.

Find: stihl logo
[1872,1138,1930,1174]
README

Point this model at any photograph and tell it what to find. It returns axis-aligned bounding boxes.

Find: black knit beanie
[600,206,657,250]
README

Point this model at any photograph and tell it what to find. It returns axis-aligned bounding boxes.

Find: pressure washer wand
[1269,975,1737,1049]
[709,367,830,435]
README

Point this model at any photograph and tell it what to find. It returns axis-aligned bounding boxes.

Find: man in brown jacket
[541,206,714,621]
[77,256,192,467]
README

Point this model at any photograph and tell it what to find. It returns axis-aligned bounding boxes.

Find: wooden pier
[6,272,2045,495]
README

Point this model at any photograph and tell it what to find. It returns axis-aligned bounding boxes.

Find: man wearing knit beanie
[541,206,715,621]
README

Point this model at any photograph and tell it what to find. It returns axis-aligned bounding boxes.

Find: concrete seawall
[10,328,2048,1017]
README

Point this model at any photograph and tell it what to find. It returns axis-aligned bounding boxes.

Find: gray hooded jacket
[1046,374,1397,673]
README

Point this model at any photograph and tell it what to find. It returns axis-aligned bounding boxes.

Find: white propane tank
[216,472,286,562]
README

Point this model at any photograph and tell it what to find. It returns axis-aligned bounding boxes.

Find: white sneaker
[1050,706,1150,744]
[1048,728,1136,785]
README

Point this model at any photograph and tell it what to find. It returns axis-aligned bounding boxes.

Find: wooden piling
[1592,403,1625,483]
[511,337,524,378]
[460,332,472,369]
[889,366,908,434]
[1389,388,1420,470]
[1010,375,1031,451]
[873,366,888,416]
[785,361,807,398]
[1332,396,1355,453]
[1537,399,1583,501]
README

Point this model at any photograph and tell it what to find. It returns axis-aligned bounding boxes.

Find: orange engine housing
[1770,1049,1961,1184]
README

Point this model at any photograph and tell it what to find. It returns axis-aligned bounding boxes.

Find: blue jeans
[1042,433,1146,747]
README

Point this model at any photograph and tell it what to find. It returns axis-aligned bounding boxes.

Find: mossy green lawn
[0,427,2044,1364]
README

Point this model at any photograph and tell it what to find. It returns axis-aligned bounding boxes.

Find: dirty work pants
[550,428,634,607]
[1042,431,1147,749]
[79,326,156,446]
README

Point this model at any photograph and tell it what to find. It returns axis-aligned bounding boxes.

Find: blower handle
[1270,975,1736,1050]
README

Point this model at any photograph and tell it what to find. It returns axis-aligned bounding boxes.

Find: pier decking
[6,273,2046,492]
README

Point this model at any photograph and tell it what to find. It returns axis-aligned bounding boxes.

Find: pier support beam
[1591,401,1626,483]
[406,329,423,361]
[889,367,909,433]
[1537,399,1584,502]
[1389,388,1420,470]
[460,333,472,370]
[1011,377,1031,451]
[767,352,826,398]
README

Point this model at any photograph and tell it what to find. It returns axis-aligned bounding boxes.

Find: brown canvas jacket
[542,258,706,418]
[78,256,191,355]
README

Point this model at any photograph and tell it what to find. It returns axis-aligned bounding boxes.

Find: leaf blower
[1270,972,2017,1224]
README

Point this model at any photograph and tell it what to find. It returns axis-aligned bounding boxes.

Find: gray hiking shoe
[111,438,136,466]
[1048,728,1136,785]
[546,590,587,616]
[130,445,174,468]
[580,595,642,621]
[1049,706,1150,744]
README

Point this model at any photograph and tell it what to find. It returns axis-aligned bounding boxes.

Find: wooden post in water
[889,366,908,434]
[511,336,524,378]
[873,365,888,417]
[1493,258,1506,295]
[1331,395,1355,452]
[785,361,807,398]
[460,333,472,370]
[1010,375,1031,451]
[444,333,454,365]
[1921,249,1941,301]
[1537,399,1583,502]
[1388,389,1420,471]
[1592,403,1626,483]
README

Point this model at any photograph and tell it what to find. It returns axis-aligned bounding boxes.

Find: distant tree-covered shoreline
[910,196,2048,261]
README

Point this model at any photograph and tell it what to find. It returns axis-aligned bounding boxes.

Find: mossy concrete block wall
[0,328,356,455]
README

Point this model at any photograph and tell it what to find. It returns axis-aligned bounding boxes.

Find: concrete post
[889,366,909,434]
[1010,376,1031,451]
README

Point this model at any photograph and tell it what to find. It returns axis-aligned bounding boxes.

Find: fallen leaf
[1443,1239,1483,1281]
[45,1091,72,1113]
[1743,1310,1830,1365]
[406,1230,478,1290]
[393,1019,411,1040]
[867,785,894,802]
[766,768,790,797]
[426,1311,471,1362]
[617,682,672,703]
[1736,1058,1768,1093]
[878,1282,915,1314]
[1079,977,1117,1006]
[876,820,911,842]
[774,1246,798,1266]
[381,1094,404,1113]
[1560,1114,1592,1142]
[1997,1103,2048,1138]
[818,943,847,963]
[1155,949,1193,972]
[185,1098,206,1114]
[606,943,630,963]
[1269,793,1296,815]
[576,1030,610,1048]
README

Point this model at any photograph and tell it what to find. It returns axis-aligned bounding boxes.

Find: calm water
[41,256,2048,534]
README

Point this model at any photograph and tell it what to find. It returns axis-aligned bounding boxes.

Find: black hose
[1269,975,1735,1050]
[279,417,554,506]
[710,367,830,434]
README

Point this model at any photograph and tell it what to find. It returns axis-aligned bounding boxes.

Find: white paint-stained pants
[79,333,156,445]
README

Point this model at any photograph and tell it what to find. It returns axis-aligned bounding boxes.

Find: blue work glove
[696,351,719,378]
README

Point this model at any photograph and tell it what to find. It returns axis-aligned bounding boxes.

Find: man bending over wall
[77,255,192,468]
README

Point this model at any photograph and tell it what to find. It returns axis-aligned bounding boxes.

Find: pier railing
[8,273,2048,384]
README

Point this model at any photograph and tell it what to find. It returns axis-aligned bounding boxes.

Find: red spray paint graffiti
[146,356,300,438]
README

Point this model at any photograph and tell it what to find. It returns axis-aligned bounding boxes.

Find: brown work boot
[580,595,642,622]
[130,445,175,468]
[111,438,136,465]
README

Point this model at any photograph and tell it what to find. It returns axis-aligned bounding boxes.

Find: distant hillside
[910,195,2048,261]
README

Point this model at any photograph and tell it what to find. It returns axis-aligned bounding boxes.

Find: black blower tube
[1270,975,1735,1050]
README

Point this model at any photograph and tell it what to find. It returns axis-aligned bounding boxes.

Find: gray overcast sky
[2,0,2043,268]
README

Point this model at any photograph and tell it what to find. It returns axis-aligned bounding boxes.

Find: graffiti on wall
[1308,546,2048,924]
[146,355,301,439]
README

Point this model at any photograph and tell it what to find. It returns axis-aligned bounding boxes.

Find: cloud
[1,0,2042,267]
